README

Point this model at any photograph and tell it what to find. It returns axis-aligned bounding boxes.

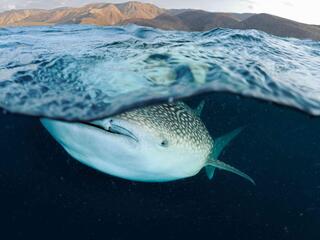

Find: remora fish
[41,101,255,184]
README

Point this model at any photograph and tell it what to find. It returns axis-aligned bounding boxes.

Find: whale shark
[41,101,255,184]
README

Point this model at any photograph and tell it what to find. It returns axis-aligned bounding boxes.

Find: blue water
[0,25,320,240]
[0,25,320,120]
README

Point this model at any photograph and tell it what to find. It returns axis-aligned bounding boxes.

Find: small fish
[41,101,255,184]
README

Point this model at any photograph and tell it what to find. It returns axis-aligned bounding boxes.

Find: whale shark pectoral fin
[212,126,244,160]
[205,126,255,184]
[193,100,205,117]
[205,165,216,180]
[206,160,255,185]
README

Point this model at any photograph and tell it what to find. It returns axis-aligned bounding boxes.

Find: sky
[0,0,319,25]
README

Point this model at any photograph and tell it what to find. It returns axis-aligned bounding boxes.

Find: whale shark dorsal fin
[206,159,255,185]
[205,126,255,184]
[194,100,205,117]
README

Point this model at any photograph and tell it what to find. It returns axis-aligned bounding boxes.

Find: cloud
[7,4,17,10]
[240,0,256,4]
[282,1,294,7]
[239,0,256,10]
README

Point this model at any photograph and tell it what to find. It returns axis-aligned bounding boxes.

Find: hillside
[0,1,164,26]
[0,1,319,40]
[124,10,241,31]
[125,10,320,40]
[239,13,320,40]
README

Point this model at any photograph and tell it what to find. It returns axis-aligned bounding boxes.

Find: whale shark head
[41,101,255,184]
[41,102,212,182]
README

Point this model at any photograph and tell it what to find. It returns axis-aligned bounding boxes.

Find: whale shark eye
[160,139,169,147]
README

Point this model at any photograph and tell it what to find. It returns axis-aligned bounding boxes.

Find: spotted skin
[117,102,213,157]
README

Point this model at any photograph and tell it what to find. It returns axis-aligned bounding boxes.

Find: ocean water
[0,25,320,239]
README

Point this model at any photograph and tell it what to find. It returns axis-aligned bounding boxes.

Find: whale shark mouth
[80,121,139,142]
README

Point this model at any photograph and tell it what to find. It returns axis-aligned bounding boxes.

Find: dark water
[0,25,320,239]
[1,93,320,239]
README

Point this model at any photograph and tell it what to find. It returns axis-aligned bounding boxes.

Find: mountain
[122,13,188,31]
[170,10,240,31]
[222,13,255,21]
[239,13,320,40]
[0,9,47,26]
[124,10,241,31]
[0,1,320,40]
[125,10,320,40]
[116,1,164,19]
[0,1,164,26]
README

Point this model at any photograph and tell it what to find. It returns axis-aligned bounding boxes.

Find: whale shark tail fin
[205,127,255,185]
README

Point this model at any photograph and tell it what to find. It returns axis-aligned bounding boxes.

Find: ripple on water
[0,24,319,121]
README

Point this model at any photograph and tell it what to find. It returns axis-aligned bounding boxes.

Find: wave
[0,24,319,121]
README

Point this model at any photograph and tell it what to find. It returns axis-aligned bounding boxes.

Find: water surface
[0,25,320,120]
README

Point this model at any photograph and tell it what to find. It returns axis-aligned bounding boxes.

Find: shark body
[41,101,254,184]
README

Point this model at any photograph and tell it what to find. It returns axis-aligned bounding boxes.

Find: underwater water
[0,25,320,239]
